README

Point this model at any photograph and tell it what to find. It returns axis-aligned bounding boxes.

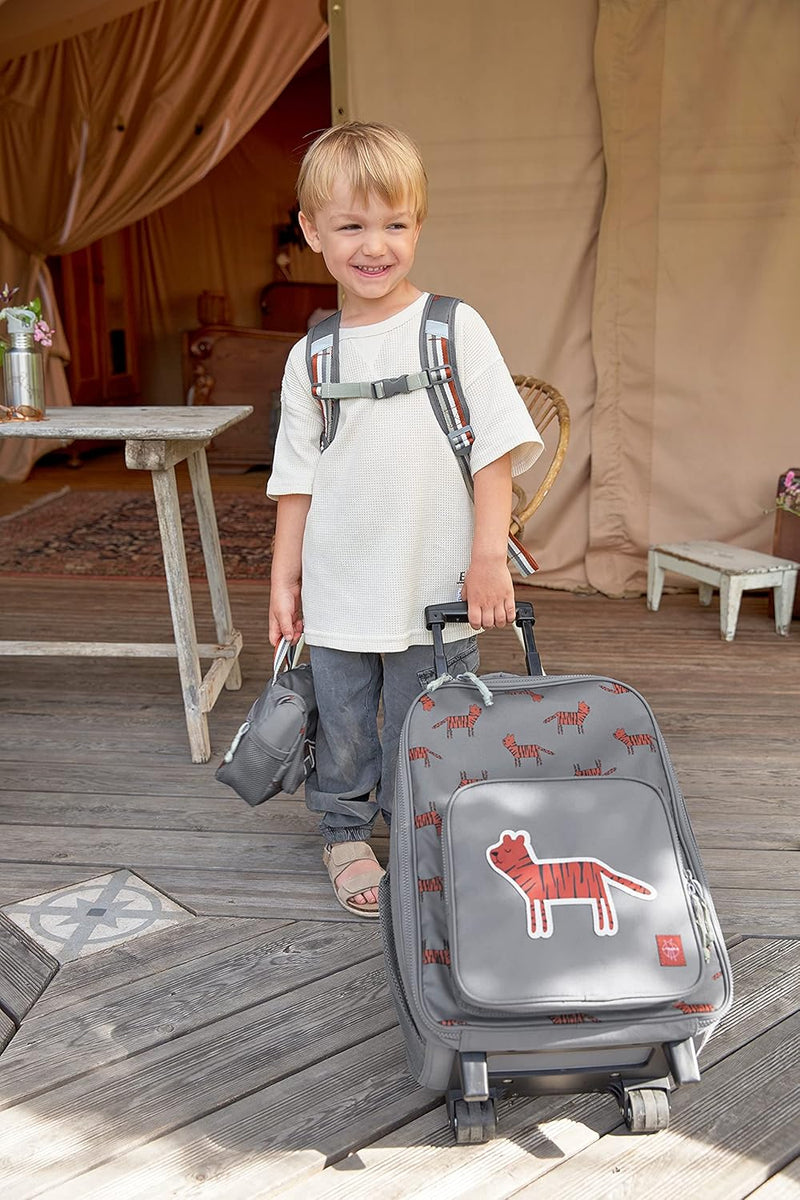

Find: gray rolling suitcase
[380,601,733,1143]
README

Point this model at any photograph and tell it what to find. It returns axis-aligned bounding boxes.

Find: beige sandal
[323,841,384,918]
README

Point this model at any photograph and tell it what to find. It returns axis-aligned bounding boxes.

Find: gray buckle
[448,424,474,455]
[371,376,409,399]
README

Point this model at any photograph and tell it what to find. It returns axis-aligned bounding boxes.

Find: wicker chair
[509,375,571,538]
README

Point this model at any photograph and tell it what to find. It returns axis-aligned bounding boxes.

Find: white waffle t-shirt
[267,293,543,651]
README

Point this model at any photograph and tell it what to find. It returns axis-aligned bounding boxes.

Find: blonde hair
[297,122,428,223]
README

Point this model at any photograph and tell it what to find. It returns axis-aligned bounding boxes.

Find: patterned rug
[0,489,276,579]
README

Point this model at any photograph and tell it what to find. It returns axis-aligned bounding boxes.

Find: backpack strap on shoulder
[306,310,342,451]
[420,294,539,577]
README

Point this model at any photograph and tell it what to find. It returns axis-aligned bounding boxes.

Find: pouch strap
[272,634,306,682]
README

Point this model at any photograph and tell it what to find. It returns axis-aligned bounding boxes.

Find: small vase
[2,326,45,414]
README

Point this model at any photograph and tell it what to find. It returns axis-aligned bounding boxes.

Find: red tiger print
[573,759,616,776]
[415,806,442,835]
[614,728,656,754]
[550,1013,600,1024]
[543,700,590,734]
[459,769,489,786]
[487,829,656,938]
[508,689,544,702]
[502,733,554,767]
[600,682,630,694]
[422,944,451,965]
[419,694,436,711]
[432,703,482,738]
[674,1001,715,1013]
[408,745,442,767]
[418,876,443,894]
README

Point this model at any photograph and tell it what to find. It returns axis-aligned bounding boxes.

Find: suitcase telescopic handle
[424,600,543,678]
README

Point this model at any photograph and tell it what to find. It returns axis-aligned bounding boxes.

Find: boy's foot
[323,841,384,919]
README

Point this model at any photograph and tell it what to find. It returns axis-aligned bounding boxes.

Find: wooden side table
[0,406,253,761]
[647,540,800,642]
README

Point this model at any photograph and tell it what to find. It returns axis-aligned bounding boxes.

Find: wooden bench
[647,540,799,641]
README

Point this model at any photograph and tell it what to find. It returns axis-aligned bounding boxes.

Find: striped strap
[420,295,539,577]
[306,311,342,451]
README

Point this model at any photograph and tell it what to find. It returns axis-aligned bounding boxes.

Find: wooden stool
[647,540,799,641]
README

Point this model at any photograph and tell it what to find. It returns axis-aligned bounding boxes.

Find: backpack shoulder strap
[420,294,539,577]
[306,310,342,451]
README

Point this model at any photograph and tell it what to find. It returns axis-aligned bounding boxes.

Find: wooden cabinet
[50,230,140,406]
[181,325,297,470]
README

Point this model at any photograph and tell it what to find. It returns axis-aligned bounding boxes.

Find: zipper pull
[223,720,250,763]
[684,869,713,962]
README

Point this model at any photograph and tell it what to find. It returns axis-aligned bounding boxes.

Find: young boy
[268,122,543,917]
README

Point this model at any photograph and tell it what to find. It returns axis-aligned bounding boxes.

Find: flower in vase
[0,294,51,362]
[33,319,54,347]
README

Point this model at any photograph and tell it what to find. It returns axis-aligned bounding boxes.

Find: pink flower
[33,319,53,348]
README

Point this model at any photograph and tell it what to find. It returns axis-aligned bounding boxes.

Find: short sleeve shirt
[268,293,543,651]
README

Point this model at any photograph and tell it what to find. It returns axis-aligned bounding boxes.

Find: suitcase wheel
[449,1096,497,1145]
[623,1087,671,1133]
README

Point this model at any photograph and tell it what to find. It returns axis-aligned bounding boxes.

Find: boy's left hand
[462,557,516,630]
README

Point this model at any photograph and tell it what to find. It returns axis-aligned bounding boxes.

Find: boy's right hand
[268,583,303,647]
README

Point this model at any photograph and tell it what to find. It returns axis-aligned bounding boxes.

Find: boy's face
[299,182,421,315]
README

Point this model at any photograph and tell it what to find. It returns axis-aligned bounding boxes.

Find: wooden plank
[0,639,237,657]
[32,915,289,1017]
[187,446,243,692]
[150,463,208,762]
[0,825,370,873]
[701,849,800,890]
[0,913,59,1023]
[0,980,411,1199]
[0,793,321,835]
[32,1028,431,1200]
[747,1157,800,1199]
[713,892,800,938]
[142,864,389,921]
[0,922,382,1107]
[509,1014,800,1199]
[0,405,253,441]
[0,1006,16,1053]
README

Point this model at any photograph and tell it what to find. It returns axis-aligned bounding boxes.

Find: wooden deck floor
[1,457,799,1197]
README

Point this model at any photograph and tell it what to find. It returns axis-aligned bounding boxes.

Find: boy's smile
[299,182,422,325]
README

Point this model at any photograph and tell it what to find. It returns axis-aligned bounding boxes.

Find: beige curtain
[589,0,800,594]
[340,0,800,594]
[340,0,604,592]
[0,0,326,479]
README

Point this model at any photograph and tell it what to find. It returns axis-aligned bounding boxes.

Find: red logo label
[656,934,686,966]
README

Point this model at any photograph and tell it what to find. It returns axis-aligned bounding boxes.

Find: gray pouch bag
[215,638,317,806]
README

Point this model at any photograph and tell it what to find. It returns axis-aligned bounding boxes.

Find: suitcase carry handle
[425,600,543,678]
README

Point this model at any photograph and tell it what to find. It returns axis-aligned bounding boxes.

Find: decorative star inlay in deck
[1,870,193,963]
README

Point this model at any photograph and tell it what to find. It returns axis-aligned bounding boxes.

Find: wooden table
[0,406,253,761]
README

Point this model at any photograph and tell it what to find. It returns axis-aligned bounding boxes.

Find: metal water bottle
[2,327,45,413]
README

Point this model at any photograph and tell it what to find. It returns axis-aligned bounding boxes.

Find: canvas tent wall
[335,0,800,595]
[1,0,798,598]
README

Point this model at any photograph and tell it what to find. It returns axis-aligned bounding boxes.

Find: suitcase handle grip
[424,600,543,678]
